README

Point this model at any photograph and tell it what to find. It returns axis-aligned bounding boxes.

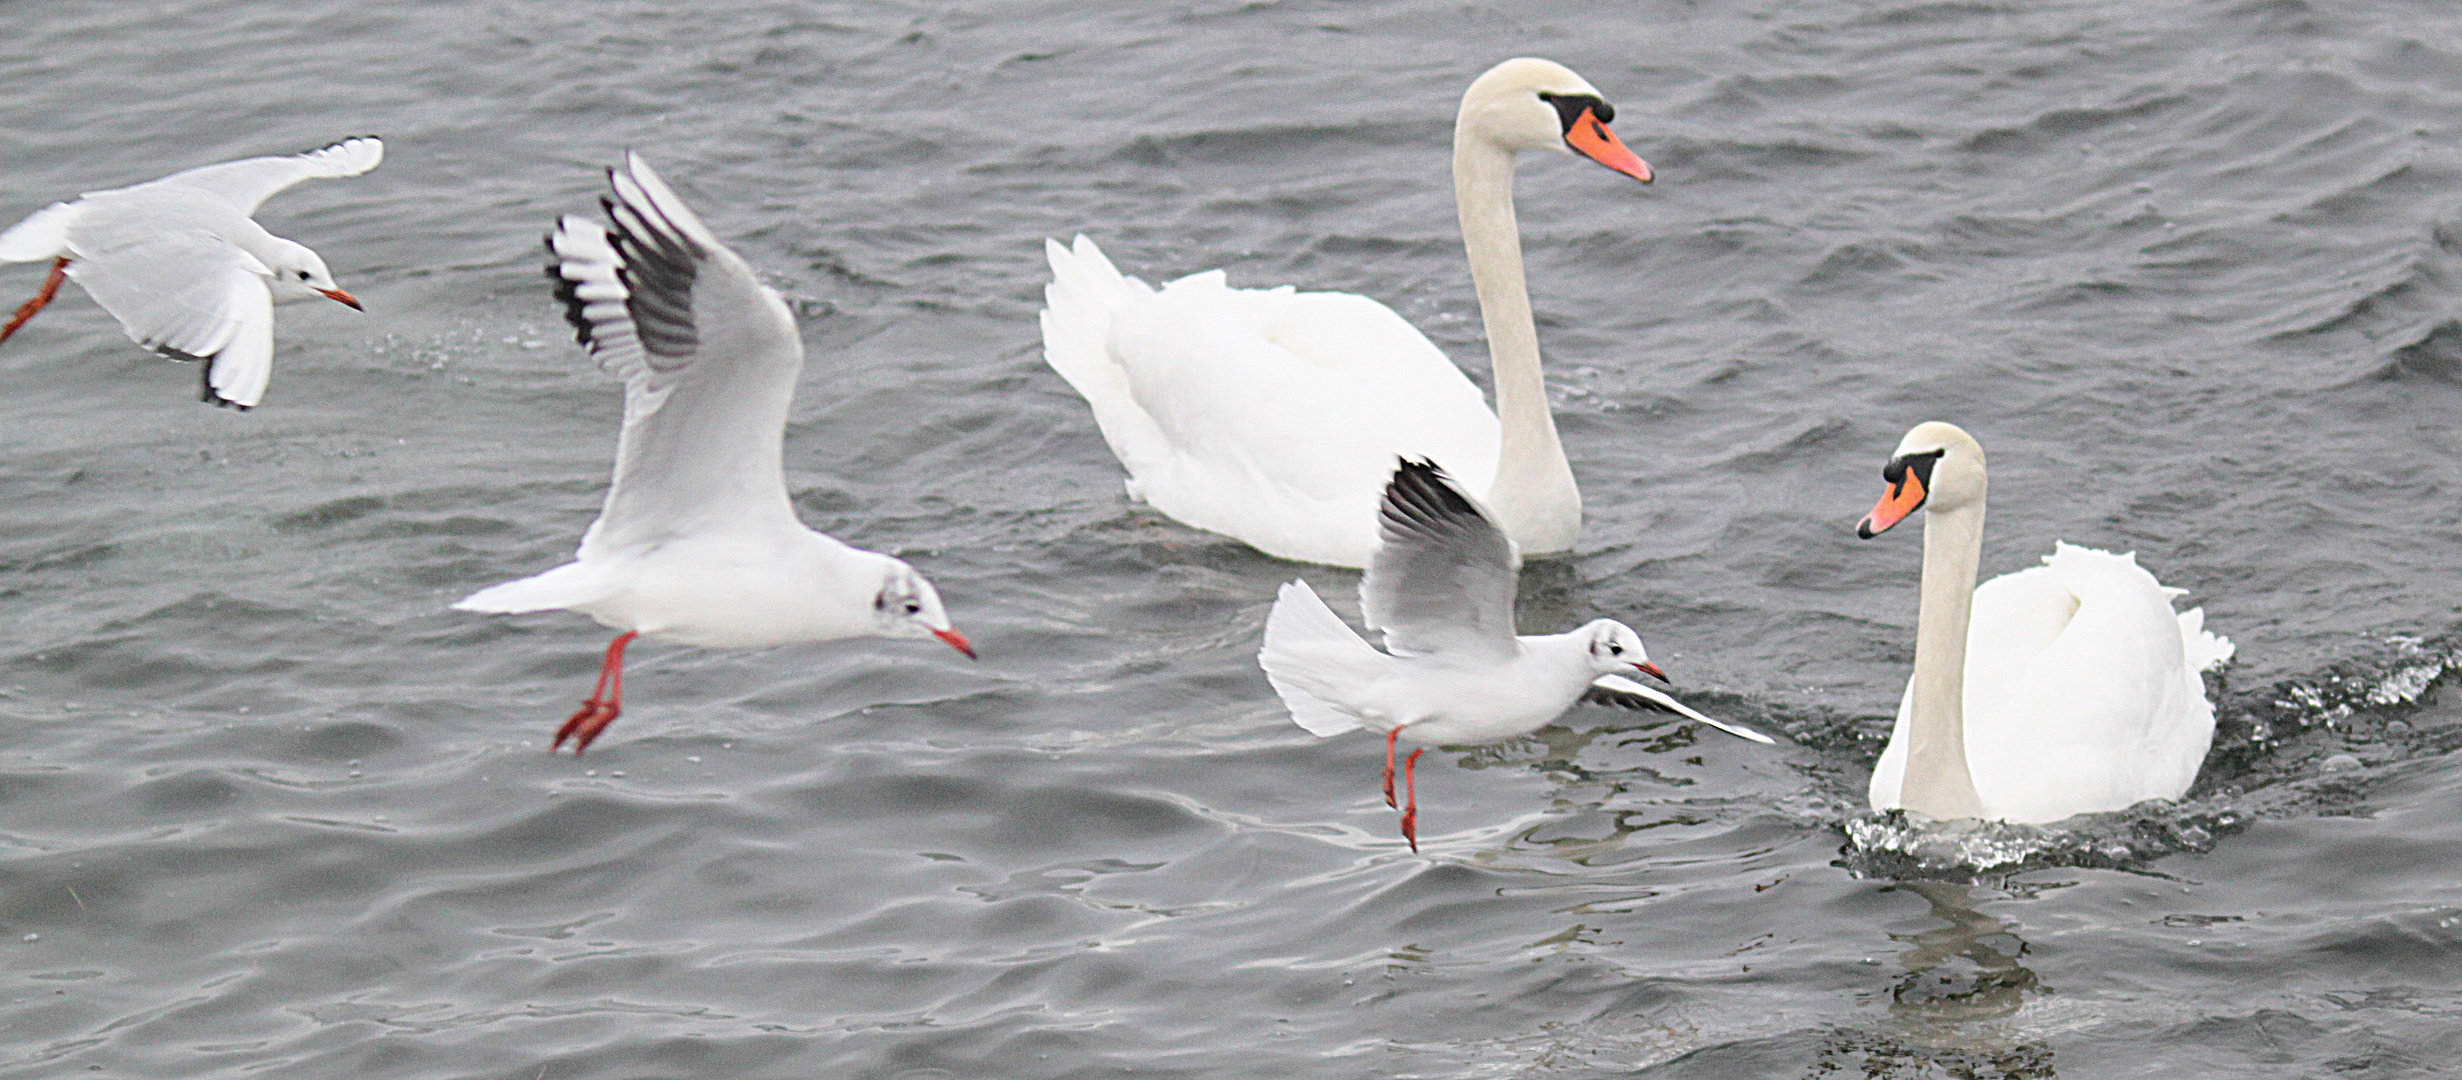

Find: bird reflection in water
[1887,881,2042,1020]
[1812,881,2057,1079]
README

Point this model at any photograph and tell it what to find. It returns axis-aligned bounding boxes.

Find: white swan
[1856,422,2235,824]
[1040,58,1654,567]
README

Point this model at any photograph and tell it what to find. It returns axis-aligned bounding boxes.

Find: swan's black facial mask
[1858,450,1943,539]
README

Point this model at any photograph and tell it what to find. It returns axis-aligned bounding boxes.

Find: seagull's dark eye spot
[904,602,921,615]
[1609,644,1624,655]
[297,270,310,280]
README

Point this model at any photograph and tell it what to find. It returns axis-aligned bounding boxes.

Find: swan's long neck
[1454,137,1578,554]
[1902,497,1988,819]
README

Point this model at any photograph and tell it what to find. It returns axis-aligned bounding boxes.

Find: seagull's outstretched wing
[1583,674,1776,744]
[1360,459,1519,661]
[68,234,275,408]
[547,152,807,556]
[145,137,385,215]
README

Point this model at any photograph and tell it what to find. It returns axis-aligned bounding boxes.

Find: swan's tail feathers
[454,562,617,615]
[2177,607,2235,673]
[1039,235,1169,492]
[1259,579,1385,738]
[0,202,78,263]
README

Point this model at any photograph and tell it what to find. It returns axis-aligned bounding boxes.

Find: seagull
[1259,459,1772,851]
[0,137,382,409]
[454,153,974,755]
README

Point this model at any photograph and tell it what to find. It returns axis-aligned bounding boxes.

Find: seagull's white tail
[2177,607,2235,673]
[1259,580,1387,738]
[454,561,617,614]
[1039,235,1169,495]
[0,202,78,263]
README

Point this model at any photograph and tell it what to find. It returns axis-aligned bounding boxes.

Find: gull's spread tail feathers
[1259,579,1385,738]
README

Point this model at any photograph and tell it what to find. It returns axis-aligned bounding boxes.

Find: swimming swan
[1856,421,2234,823]
[1040,58,1653,567]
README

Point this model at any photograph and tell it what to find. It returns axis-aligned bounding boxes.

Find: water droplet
[2321,754,2363,773]
[21,933,36,942]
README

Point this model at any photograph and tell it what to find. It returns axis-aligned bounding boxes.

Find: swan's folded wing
[147,137,385,214]
[1360,459,1519,660]
[1583,675,1775,744]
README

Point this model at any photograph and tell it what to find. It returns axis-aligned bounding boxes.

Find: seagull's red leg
[1383,727,1402,808]
[1399,748,1425,853]
[0,258,69,346]
[553,631,637,755]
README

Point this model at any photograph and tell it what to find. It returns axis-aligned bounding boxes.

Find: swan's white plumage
[1041,58,1653,567]
[1042,236,1497,566]
[1868,542,2233,823]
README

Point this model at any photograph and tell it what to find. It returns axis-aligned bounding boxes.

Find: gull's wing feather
[1360,459,1519,661]
[547,152,807,557]
[68,232,279,408]
[143,137,385,215]
[1583,674,1776,744]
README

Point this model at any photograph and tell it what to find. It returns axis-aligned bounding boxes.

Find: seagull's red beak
[319,288,363,311]
[1567,107,1653,184]
[934,627,976,659]
[1636,661,1670,684]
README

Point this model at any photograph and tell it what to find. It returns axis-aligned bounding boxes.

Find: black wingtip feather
[546,230,595,351]
[599,190,701,358]
[1579,684,1675,715]
[1380,457,1489,545]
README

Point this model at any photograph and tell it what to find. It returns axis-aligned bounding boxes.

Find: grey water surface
[3,0,2462,1076]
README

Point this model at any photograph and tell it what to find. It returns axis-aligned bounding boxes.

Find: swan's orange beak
[1567,108,1653,183]
[933,627,976,659]
[319,288,363,311]
[1858,470,1927,539]
[1636,661,1670,684]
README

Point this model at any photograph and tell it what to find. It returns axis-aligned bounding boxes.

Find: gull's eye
[297,270,311,280]
[903,602,921,615]
[1609,643,1624,656]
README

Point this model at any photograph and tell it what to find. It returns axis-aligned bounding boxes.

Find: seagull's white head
[1582,619,1667,681]
[262,238,362,310]
[872,559,974,658]
[1458,57,1653,182]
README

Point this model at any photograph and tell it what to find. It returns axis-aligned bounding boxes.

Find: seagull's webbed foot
[555,700,621,755]
[551,630,638,756]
